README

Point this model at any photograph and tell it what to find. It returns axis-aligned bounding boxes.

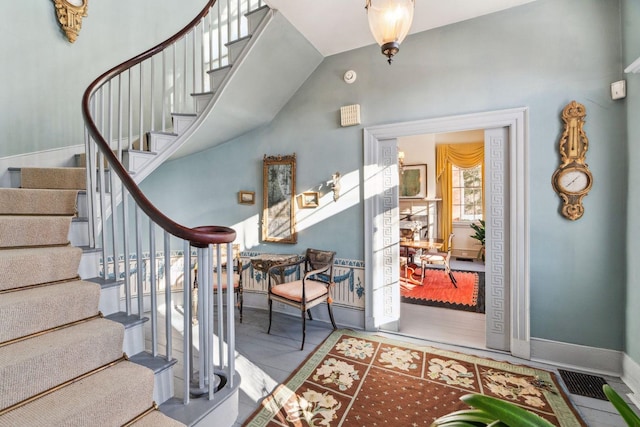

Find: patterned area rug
[401,267,485,313]
[243,330,585,426]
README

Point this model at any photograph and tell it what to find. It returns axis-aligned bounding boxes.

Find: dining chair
[266,248,337,350]
[193,244,243,323]
[419,233,457,287]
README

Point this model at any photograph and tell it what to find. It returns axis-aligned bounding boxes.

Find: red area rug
[400,267,484,313]
[243,330,586,426]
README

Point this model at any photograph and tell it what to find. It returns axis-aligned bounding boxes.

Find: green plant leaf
[603,384,640,427]
[469,220,485,245]
[430,420,488,427]
[431,408,496,425]
[430,422,485,427]
[461,394,555,427]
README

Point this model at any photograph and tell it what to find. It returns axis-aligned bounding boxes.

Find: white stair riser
[8,168,20,188]
[79,250,100,280]
[123,322,145,357]
[208,67,231,93]
[172,115,197,135]
[99,285,121,316]
[123,150,156,174]
[227,37,251,63]
[193,93,213,114]
[77,192,88,218]
[148,132,178,152]
[153,366,175,405]
[69,220,89,247]
[247,6,269,34]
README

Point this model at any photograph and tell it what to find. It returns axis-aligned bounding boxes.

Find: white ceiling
[264,0,537,57]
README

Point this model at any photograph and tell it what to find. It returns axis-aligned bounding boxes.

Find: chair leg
[420,260,426,283]
[267,299,273,334]
[448,271,458,288]
[301,309,306,351]
[327,302,337,330]
[307,309,313,321]
[238,289,243,323]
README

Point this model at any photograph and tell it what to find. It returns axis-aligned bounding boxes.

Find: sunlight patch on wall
[229,214,261,250]
[296,170,360,232]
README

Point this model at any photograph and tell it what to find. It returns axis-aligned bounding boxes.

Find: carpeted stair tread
[0,215,72,247]
[0,188,78,215]
[0,280,100,344]
[20,167,86,190]
[0,246,82,291]
[131,410,186,427]
[0,361,155,427]
[0,318,125,410]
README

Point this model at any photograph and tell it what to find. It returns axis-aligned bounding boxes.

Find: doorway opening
[396,129,487,349]
[363,107,531,359]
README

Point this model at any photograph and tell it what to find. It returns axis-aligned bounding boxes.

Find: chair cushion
[212,272,240,290]
[420,253,445,264]
[270,280,328,303]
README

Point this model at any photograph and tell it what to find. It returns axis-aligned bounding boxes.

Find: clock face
[558,168,590,193]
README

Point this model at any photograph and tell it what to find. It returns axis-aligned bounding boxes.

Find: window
[451,164,483,222]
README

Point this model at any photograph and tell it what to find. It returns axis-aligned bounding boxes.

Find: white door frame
[363,107,530,359]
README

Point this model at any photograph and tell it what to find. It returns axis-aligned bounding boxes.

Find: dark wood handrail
[81,0,236,246]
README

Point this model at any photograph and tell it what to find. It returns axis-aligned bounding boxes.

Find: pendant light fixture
[365,0,415,64]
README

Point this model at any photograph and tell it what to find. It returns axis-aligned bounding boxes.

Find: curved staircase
[0,173,182,426]
[79,2,321,184]
[1,1,323,425]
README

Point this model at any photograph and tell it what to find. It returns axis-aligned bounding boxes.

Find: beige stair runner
[20,167,87,190]
[0,246,82,291]
[0,170,183,426]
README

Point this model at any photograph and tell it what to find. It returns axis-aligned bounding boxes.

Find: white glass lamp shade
[366,0,415,63]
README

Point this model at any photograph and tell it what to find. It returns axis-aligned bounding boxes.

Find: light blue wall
[143,0,628,350]
[623,0,640,363]
[0,1,203,158]
[2,1,630,353]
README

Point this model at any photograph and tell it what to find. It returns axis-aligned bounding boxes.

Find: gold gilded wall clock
[551,100,593,220]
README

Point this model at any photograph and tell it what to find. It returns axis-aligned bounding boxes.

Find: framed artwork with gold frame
[262,154,297,243]
[238,191,255,205]
[300,191,319,208]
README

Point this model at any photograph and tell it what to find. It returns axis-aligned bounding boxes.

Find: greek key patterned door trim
[363,107,529,358]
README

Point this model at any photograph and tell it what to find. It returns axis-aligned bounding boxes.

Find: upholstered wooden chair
[419,233,457,287]
[266,248,338,350]
[193,244,243,322]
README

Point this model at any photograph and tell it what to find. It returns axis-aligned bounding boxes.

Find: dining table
[399,239,443,263]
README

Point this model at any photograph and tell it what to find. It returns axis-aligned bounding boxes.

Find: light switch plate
[611,80,626,100]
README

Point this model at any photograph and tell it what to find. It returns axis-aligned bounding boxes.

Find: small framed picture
[238,191,255,205]
[400,164,427,199]
[300,191,319,208]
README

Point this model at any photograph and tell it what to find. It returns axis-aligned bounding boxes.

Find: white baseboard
[0,144,84,187]
[623,353,640,406]
[530,337,623,376]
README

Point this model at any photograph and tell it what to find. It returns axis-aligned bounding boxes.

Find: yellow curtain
[436,142,485,250]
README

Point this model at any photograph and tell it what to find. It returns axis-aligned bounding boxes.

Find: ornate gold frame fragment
[53,0,89,43]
